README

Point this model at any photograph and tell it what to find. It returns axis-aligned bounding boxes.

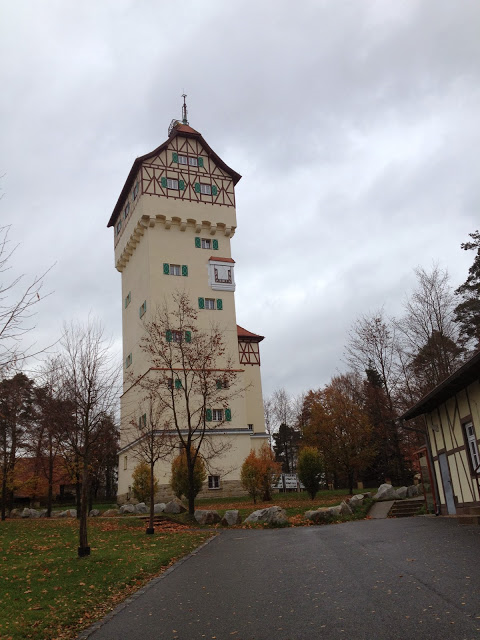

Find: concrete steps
[388,498,424,518]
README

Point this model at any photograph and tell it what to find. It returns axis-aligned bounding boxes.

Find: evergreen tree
[454,230,480,350]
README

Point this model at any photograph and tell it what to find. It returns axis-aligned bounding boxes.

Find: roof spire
[181,92,189,125]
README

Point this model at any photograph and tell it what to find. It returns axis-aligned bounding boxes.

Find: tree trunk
[47,439,54,518]
[147,460,155,534]
[187,459,195,516]
[75,471,81,518]
[78,457,90,557]
[1,461,7,521]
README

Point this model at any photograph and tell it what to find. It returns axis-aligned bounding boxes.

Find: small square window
[248,424,253,431]
[124,292,131,308]
[172,330,183,342]
[124,455,128,470]
[216,379,229,389]
[208,475,220,489]
[125,353,132,368]
[124,203,130,219]
[212,409,223,421]
[205,298,215,310]
[188,157,198,167]
[116,219,122,235]
[167,178,179,190]
[200,183,212,195]
[133,181,139,199]
[167,377,173,389]
[201,239,211,249]
[178,155,188,165]
[139,301,147,318]
[169,264,181,276]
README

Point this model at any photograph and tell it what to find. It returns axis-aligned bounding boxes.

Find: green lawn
[0,518,212,640]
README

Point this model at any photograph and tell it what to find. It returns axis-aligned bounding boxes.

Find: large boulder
[349,495,364,510]
[21,508,33,518]
[339,501,353,516]
[120,504,135,514]
[38,509,47,518]
[244,506,288,526]
[407,485,420,498]
[194,510,221,525]
[134,502,148,514]
[64,509,77,518]
[373,484,399,501]
[9,508,21,518]
[396,486,408,499]
[154,503,166,514]
[89,509,100,517]
[103,508,120,517]
[221,510,242,526]
[305,507,332,524]
[164,500,187,514]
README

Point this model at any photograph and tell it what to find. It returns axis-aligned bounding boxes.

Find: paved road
[81,517,480,640]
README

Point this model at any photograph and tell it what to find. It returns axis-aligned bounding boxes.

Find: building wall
[426,379,480,514]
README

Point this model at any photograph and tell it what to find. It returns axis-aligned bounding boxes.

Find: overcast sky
[1,0,478,399]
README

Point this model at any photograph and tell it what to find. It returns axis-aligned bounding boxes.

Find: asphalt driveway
[80,517,480,640]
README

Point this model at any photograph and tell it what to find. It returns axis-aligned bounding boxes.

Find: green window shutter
[163,263,170,275]
[198,157,204,168]
[185,331,191,343]
[216,380,222,390]
[198,297,205,309]
[179,179,185,190]
[175,378,182,389]
[172,152,178,163]
[161,176,167,188]
[195,182,201,193]
[182,265,188,276]
[166,330,172,342]
[212,185,218,196]
[206,408,212,422]
[195,237,201,248]
[225,408,232,422]
[212,239,219,250]
[216,298,223,310]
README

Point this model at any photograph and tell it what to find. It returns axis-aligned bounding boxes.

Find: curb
[76,533,219,639]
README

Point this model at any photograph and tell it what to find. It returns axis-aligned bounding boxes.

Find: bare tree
[0,225,52,374]
[57,321,119,557]
[129,292,244,516]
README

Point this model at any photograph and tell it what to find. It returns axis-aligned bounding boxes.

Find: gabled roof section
[237,325,264,342]
[107,121,242,228]
[402,349,480,420]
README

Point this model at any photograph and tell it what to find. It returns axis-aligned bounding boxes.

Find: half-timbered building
[402,349,480,516]
[108,103,268,502]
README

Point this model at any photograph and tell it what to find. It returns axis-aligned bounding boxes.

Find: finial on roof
[181,92,189,125]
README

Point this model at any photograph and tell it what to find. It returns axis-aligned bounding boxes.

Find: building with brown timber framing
[108,106,269,503]
[402,349,480,516]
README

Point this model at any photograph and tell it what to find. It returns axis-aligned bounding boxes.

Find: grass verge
[0,518,212,640]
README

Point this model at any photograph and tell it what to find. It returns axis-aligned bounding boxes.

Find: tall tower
[108,106,268,501]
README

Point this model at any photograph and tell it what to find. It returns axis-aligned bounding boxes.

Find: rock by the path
[221,510,242,526]
[195,510,221,525]
[396,486,408,499]
[120,504,135,514]
[135,502,148,514]
[9,508,20,518]
[244,506,288,526]
[374,484,399,501]
[407,485,420,498]
[38,509,47,518]
[64,509,77,518]
[305,507,333,524]
[21,508,35,518]
[164,500,187,514]
[154,503,166,514]
[103,508,120,517]
[349,495,364,510]
[339,500,353,515]
[89,509,100,517]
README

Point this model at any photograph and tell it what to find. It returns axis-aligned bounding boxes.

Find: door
[438,453,456,514]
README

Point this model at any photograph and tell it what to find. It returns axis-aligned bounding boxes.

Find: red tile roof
[209,256,235,263]
[175,123,200,134]
[237,325,264,342]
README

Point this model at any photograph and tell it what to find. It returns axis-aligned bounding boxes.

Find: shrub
[132,461,159,503]
[170,449,207,500]
[241,443,282,502]
[297,447,323,500]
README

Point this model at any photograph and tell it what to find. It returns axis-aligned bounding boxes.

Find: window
[212,409,223,421]
[139,413,146,429]
[124,455,128,470]
[167,178,179,190]
[166,330,191,342]
[208,475,220,489]
[172,330,183,342]
[202,239,211,249]
[465,421,480,473]
[188,156,198,167]
[198,297,223,310]
[133,181,139,199]
[178,155,188,165]
[216,379,229,389]
[200,183,212,195]
[214,266,232,284]
[139,300,147,318]
[248,424,253,431]
[124,203,130,219]
[163,263,188,276]
[167,377,173,390]
[170,264,181,276]
[124,291,131,308]
[125,353,132,368]
[116,219,122,235]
